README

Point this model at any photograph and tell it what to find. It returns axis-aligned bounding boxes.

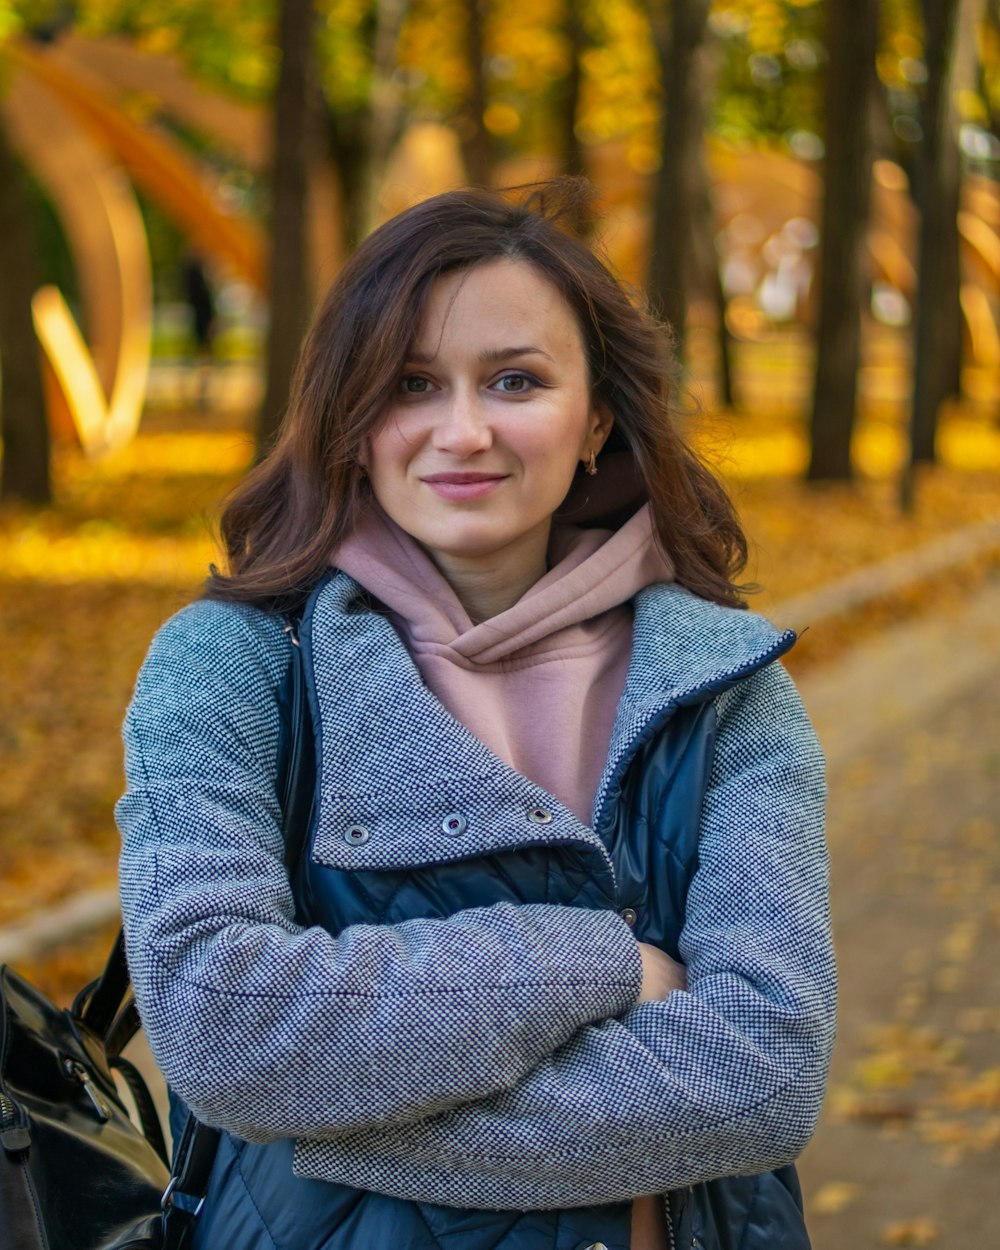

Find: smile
[420,473,508,501]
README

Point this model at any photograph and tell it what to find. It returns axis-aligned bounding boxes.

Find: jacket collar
[595,584,796,826]
[301,573,616,887]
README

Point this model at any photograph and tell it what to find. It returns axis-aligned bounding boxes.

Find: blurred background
[1,2,998,1246]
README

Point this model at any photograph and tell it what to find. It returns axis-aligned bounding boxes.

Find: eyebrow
[405,346,554,365]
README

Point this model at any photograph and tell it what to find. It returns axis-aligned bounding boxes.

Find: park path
[794,572,1000,1248]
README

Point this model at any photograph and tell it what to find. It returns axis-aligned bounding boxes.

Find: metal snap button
[619,907,638,927]
[343,825,370,846]
[526,806,553,825]
[441,812,468,837]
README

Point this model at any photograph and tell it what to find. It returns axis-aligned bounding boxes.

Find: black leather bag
[0,933,170,1249]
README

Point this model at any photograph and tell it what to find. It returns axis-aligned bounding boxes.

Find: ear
[587,403,614,452]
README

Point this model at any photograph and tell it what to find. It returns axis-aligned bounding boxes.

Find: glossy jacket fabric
[118,573,835,1250]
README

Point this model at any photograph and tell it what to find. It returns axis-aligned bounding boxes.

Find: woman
[117,183,835,1250]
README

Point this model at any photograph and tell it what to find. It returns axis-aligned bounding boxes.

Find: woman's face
[365,259,611,592]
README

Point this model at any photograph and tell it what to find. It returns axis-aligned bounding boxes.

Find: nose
[431,389,493,456]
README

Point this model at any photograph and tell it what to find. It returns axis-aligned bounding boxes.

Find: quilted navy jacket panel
[118,574,834,1250]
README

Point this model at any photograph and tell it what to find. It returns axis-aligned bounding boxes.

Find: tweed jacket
[117,573,835,1247]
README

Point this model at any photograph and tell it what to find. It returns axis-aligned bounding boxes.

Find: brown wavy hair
[206,181,748,612]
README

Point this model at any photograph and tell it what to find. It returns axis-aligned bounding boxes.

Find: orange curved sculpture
[1,34,270,454]
[3,49,153,455]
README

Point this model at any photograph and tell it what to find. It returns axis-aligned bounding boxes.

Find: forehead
[412,259,585,352]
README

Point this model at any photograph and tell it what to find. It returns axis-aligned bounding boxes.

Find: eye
[398,374,435,395]
[492,372,536,394]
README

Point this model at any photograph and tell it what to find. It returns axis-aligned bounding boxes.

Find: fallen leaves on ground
[825,798,1000,1170]
[879,1217,940,1246]
[810,1181,863,1216]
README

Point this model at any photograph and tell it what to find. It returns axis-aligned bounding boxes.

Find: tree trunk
[367,0,411,225]
[693,163,735,409]
[559,0,586,179]
[646,0,712,362]
[908,0,961,473]
[690,40,734,408]
[0,121,51,506]
[327,106,371,253]
[807,0,877,482]
[461,0,493,185]
[257,0,321,456]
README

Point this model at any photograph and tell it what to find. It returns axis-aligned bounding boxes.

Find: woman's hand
[636,941,686,1002]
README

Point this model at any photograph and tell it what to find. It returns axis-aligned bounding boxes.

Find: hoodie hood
[334,497,673,666]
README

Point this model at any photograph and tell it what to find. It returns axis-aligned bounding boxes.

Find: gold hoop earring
[584,450,598,477]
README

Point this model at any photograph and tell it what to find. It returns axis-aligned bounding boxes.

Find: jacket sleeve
[117,600,642,1144]
[289,662,837,1209]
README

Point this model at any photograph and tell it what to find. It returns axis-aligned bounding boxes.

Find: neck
[427,531,550,623]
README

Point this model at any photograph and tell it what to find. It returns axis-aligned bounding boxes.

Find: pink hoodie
[334,503,674,826]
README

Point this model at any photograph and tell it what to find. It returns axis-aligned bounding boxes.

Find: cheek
[551,398,599,455]
[365,418,409,479]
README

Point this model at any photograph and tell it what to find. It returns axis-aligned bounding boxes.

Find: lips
[421,472,508,501]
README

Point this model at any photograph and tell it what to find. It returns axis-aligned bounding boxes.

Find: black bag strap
[110,1054,170,1166]
[160,1114,223,1250]
[74,928,132,1040]
[105,997,142,1059]
[276,616,316,881]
